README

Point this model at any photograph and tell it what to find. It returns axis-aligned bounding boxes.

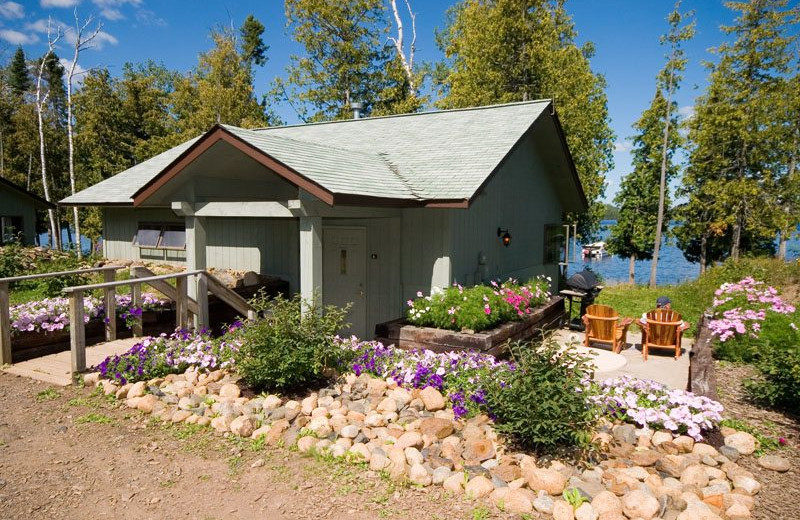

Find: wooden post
[103,269,117,341]
[0,281,11,365]
[131,282,143,337]
[175,276,188,330]
[195,273,209,331]
[299,216,323,313]
[69,290,86,374]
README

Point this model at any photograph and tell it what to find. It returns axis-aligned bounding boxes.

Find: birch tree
[34,19,62,249]
[388,0,417,95]
[66,10,102,258]
[648,2,694,288]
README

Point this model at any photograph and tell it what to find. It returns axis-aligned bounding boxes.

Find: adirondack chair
[641,309,684,360]
[581,304,633,353]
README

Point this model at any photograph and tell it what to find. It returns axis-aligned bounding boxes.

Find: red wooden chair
[641,309,685,360]
[581,304,633,354]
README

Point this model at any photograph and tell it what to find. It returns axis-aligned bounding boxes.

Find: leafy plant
[562,487,588,509]
[233,293,349,391]
[743,341,800,415]
[483,337,598,451]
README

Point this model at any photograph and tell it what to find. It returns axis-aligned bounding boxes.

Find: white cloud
[40,0,80,7]
[613,140,633,153]
[135,8,166,27]
[0,1,24,19]
[0,28,38,44]
[91,0,142,20]
[678,105,695,121]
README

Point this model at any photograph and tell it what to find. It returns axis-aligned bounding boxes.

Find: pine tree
[7,46,30,98]
[240,14,268,67]
[435,0,614,237]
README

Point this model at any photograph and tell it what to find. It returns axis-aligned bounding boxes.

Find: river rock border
[86,369,774,520]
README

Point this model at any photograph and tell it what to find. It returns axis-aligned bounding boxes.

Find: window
[133,223,186,250]
[1,216,23,245]
[543,224,564,264]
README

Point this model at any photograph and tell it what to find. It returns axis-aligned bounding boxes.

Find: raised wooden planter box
[375,296,565,356]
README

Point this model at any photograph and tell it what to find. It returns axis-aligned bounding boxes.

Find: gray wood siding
[449,132,562,286]
[324,217,401,335]
[103,208,185,264]
[205,217,299,292]
[0,186,38,245]
[400,208,451,301]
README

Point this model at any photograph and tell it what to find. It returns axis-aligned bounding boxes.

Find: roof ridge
[251,99,552,131]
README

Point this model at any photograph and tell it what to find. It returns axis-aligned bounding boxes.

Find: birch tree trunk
[629,254,636,285]
[649,67,675,289]
[66,12,101,259]
[388,0,416,95]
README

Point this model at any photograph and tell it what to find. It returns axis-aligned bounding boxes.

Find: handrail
[1,265,125,365]
[62,269,204,293]
[0,265,123,284]
[57,268,256,377]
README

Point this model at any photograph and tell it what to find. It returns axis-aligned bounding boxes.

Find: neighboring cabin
[62,100,586,338]
[0,177,54,246]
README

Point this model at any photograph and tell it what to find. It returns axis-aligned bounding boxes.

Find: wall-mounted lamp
[497,227,511,247]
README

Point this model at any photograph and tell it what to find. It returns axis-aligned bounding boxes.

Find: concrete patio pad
[553,329,692,390]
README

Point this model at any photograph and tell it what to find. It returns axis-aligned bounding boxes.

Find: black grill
[565,269,603,327]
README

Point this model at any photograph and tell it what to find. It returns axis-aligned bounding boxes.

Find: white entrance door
[323,227,367,339]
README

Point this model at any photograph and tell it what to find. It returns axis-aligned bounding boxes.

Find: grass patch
[67,397,100,408]
[75,412,115,424]
[596,257,800,338]
[35,387,60,401]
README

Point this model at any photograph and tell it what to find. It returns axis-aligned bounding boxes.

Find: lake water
[567,221,800,287]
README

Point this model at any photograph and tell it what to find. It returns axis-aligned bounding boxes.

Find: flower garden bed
[375,295,564,355]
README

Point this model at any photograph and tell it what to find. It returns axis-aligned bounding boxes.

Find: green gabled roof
[62,100,579,207]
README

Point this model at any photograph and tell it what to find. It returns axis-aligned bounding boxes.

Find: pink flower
[484,305,491,315]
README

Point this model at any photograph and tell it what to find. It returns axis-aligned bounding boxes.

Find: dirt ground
[715,361,800,520]
[0,373,514,520]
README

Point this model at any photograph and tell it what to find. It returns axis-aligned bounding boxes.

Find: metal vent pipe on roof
[350,102,364,119]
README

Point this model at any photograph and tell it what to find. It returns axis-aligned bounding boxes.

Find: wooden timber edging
[688,312,719,401]
[374,296,565,356]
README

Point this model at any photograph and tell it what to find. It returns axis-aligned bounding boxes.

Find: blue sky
[1,0,744,203]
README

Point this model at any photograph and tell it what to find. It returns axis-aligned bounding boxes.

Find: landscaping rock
[592,490,623,516]
[612,424,637,445]
[757,454,790,472]
[503,488,533,514]
[718,445,741,461]
[230,415,256,437]
[724,432,757,456]
[432,466,452,485]
[419,386,445,411]
[395,431,423,450]
[651,431,673,446]
[443,473,464,494]
[419,417,454,439]
[409,463,432,486]
[731,474,761,495]
[128,381,146,398]
[297,436,316,453]
[575,503,598,520]
[218,383,241,399]
[465,476,494,499]
[622,489,660,520]
[552,499,575,520]
[681,465,710,488]
[463,438,495,462]
[526,467,567,495]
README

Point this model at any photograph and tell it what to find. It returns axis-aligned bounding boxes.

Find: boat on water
[582,241,606,258]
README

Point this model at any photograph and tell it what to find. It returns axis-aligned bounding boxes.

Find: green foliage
[7,46,31,97]
[483,338,597,451]
[407,278,551,332]
[602,204,619,220]
[240,14,268,67]
[0,242,26,278]
[233,293,349,392]
[75,412,115,424]
[35,387,60,401]
[676,0,798,265]
[743,339,800,414]
[435,0,614,237]
[562,487,588,509]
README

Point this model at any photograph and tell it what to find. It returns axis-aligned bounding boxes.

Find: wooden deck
[1,337,140,386]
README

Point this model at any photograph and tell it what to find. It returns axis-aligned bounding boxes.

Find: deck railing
[0,265,125,366]
[61,268,256,375]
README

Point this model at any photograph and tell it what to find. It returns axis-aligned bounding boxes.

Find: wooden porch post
[103,269,117,341]
[131,282,143,337]
[175,276,189,330]
[69,289,86,374]
[299,216,323,313]
[0,282,11,365]
[185,215,207,329]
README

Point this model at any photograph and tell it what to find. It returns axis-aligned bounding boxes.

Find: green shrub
[744,341,800,414]
[0,242,26,278]
[483,337,597,451]
[233,293,349,392]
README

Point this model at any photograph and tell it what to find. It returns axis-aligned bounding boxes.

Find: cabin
[0,176,55,246]
[61,100,586,338]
